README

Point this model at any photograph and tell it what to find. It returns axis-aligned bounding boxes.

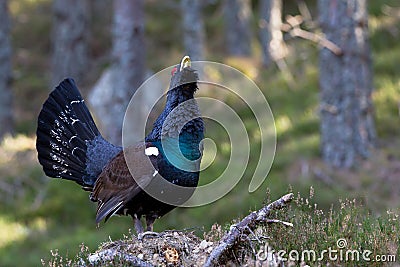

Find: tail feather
[36,112,88,159]
[36,78,121,188]
[44,84,100,140]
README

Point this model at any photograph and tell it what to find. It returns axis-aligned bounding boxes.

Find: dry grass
[43,189,399,266]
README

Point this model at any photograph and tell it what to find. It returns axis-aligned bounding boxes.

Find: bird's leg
[146,215,156,232]
[137,215,159,240]
[133,214,144,235]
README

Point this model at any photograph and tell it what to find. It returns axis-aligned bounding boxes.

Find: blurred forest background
[0,0,399,266]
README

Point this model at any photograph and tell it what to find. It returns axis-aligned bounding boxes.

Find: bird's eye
[171,67,178,76]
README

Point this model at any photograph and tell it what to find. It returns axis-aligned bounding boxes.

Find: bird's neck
[146,88,203,142]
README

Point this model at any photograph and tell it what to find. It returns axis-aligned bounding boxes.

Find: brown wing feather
[91,142,158,223]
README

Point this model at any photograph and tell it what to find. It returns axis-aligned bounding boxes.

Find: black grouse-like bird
[36,56,204,233]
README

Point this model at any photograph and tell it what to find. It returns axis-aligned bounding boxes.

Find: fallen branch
[88,248,153,267]
[290,27,343,56]
[204,193,294,267]
[266,219,293,227]
[282,15,343,56]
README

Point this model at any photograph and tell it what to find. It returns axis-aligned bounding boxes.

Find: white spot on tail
[71,147,79,156]
[152,170,158,177]
[71,118,80,125]
[145,146,159,156]
[71,100,83,104]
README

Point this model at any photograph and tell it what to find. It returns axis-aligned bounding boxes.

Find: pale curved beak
[179,56,191,71]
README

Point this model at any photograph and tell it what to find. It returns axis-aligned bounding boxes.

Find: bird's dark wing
[91,142,159,223]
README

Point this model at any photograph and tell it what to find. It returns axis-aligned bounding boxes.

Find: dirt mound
[88,230,215,266]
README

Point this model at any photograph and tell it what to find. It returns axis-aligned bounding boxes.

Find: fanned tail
[36,78,121,188]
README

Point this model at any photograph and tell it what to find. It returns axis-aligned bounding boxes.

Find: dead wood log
[204,193,294,267]
[88,248,153,267]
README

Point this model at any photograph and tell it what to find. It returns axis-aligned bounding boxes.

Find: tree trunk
[0,0,13,139]
[90,0,145,146]
[181,0,205,61]
[222,0,252,57]
[51,0,89,86]
[319,0,376,168]
[259,0,286,67]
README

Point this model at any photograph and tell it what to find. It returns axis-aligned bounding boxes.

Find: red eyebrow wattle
[171,67,178,76]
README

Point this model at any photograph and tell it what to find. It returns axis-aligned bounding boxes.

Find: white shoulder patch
[145,146,159,156]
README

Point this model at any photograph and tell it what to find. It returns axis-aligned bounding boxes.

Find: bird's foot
[137,231,159,240]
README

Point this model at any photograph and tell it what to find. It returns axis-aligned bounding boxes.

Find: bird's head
[168,56,199,97]
[145,56,203,142]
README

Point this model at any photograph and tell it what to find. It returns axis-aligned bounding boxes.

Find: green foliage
[42,189,399,266]
[261,189,399,266]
